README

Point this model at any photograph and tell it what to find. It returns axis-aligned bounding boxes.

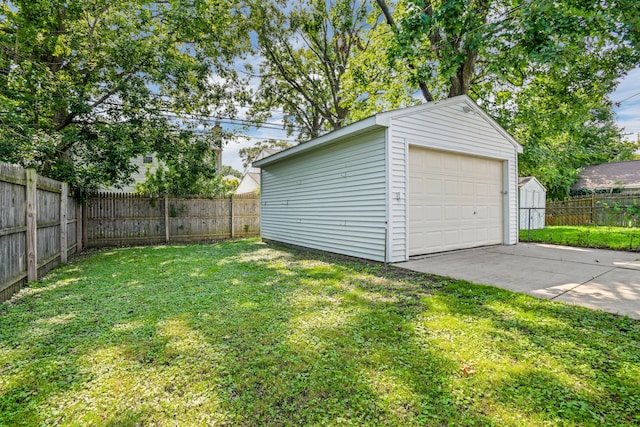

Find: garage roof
[253,95,522,168]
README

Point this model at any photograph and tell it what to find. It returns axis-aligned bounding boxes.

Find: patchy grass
[1,239,639,426]
[520,226,640,251]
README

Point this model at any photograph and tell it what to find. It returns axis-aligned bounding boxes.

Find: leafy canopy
[246,0,415,140]
[374,0,640,199]
[0,0,248,193]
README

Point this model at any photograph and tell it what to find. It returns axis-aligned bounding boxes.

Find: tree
[238,139,292,169]
[373,0,640,199]
[375,0,639,99]
[483,59,638,199]
[0,0,248,193]
[220,165,242,178]
[134,131,221,196]
[247,0,395,140]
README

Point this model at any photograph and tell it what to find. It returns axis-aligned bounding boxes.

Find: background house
[571,160,640,195]
[254,95,522,262]
[101,154,161,193]
[235,172,261,194]
[236,148,282,194]
[519,176,546,230]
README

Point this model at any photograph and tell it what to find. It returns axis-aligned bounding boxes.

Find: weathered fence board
[0,163,81,303]
[546,193,640,227]
[2,164,260,302]
[85,193,260,247]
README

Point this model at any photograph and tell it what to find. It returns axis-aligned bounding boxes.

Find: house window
[143,156,153,164]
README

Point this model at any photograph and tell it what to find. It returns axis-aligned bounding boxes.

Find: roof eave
[253,116,381,168]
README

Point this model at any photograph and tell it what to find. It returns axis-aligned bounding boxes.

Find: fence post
[230,195,235,238]
[60,183,68,263]
[26,168,38,282]
[164,195,170,243]
[76,202,83,252]
[82,201,88,249]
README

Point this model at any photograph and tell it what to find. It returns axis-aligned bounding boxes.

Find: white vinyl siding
[390,100,520,256]
[507,158,518,243]
[260,129,388,261]
[388,125,408,262]
[257,95,521,263]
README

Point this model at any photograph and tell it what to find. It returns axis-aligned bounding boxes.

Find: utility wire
[615,91,640,105]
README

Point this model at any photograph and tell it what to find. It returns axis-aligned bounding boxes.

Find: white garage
[254,95,522,263]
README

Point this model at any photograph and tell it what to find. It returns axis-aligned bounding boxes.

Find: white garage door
[409,147,503,255]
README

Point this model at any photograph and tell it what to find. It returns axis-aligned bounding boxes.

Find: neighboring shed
[254,95,523,263]
[571,160,640,195]
[518,177,546,230]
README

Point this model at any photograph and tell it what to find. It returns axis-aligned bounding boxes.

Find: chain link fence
[520,194,640,242]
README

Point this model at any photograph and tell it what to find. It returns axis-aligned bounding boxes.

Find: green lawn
[520,226,640,251]
[1,239,639,426]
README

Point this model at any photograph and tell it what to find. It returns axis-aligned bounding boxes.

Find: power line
[615,91,640,105]
[0,106,305,131]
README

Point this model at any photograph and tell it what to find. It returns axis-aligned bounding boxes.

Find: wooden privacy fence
[84,193,260,248]
[546,193,640,227]
[0,164,81,303]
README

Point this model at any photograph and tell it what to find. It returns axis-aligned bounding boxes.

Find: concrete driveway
[394,243,640,319]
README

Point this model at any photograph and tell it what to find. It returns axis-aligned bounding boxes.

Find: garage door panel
[409,147,503,255]
[461,181,475,195]
[444,179,459,193]
[425,178,443,194]
[444,206,460,219]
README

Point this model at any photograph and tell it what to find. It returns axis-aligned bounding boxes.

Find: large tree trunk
[448,48,478,97]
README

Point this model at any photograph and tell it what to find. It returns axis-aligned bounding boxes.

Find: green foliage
[247,0,410,139]
[339,8,419,122]
[219,165,242,179]
[521,225,640,251]
[375,0,640,199]
[1,240,639,424]
[0,0,248,193]
[602,200,640,228]
[136,167,239,198]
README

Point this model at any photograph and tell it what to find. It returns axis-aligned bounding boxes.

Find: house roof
[571,160,640,190]
[247,172,260,184]
[253,95,523,168]
[519,177,533,187]
[253,148,281,163]
[518,176,546,190]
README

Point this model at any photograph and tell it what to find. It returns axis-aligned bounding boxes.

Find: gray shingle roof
[571,160,640,190]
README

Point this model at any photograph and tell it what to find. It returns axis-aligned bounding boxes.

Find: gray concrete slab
[394,243,640,319]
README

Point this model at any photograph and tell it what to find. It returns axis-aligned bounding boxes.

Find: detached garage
[253,95,522,263]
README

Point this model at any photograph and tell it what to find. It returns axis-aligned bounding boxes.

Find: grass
[1,239,639,426]
[520,225,640,251]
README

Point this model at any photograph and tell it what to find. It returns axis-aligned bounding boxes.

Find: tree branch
[374,0,434,102]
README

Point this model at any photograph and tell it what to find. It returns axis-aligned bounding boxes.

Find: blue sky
[222,66,640,172]
[611,67,640,143]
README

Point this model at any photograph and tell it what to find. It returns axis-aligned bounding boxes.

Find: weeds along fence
[546,193,640,227]
[0,164,81,303]
[84,193,260,248]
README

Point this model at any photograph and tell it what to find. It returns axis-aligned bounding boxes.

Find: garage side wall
[389,101,520,260]
[260,129,388,261]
